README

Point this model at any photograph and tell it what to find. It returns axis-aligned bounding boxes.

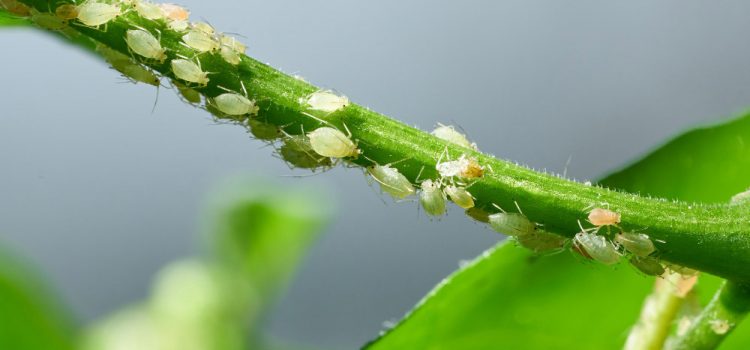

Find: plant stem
[666,280,750,350]
[8,0,750,281]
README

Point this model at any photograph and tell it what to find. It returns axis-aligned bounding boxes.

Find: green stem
[9,0,750,281]
[667,281,750,350]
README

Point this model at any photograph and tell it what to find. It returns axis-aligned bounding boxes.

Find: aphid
[629,256,665,276]
[588,207,621,227]
[436,154,483,179]
[211,87,257,116]
[171,58,209,86]
[31,11,67,31]
[420,179,447,216]
[182,29,219,53]
[308,126,359,158]
[573,231,620,265]
[112,60,160,86]
[431,123,477,150]
[77,2,121,27]
[159,3,190,21]
[445,185,474,209]
[134,1,165,20]
[488,211,535,236]
[191,21,215,35]
[55,4,79,20]
[247,119,280,141]
[1,0,30,17]
[465,207,490,223]
[731,189,750,204]
[709,319,731,335]
[220,34,246,53]
[665,263,699,277]
[174,83,201,104]
[125,29,167,63]
[167,19,188,31]
[367,164,415,199]
[615,232,655,257]
[305,90,349,113]
[516,229,567,254]
[220,46,241,65]
[279,135,333,169]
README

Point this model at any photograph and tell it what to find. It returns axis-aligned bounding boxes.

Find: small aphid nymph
[192,21,215,35]
[436,154,483,179]
[174,83,201,104]
[220,34,246,53]
[77,2,121,27]
[212,92,257,116]
[629,256,665,276]
[125,29,167,63]
[171,58,209,86]
[588,207,621,227]
[445,185,474,209]
[488,212,535,236]
[432,123,477,150]
[31,11,67,31]
[159,3,190,21]
[615,232,655,257]
[516,229,567,254]
[247,119,280,141]
[308,127,359,158]
[367,164,415,199]
[306,90,349,113]
[134,1,165,20]
[709,319,731,335]
[220,46,241,65]
[573,231,620,265]
[182,29,219,53]
[420,179,447,216]
[279,135,332,170]
[114,61,160,86]
[55,4,79,20]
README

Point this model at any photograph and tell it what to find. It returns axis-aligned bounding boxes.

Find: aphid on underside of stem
[279,135,333,170]
[573,231,620,265]
[615,232,655,257]
[367,164,415,200]
[488,210,535,237]
[171,58,209,86]
[516,229,567,254]
[308,126,359,159]
[445,185,474,209]
[419,179,447,217]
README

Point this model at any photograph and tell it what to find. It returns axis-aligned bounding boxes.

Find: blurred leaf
[0,8,30,27]
[0,244,76,350]
[84,179,332,350]
[369,114,750,349]
[600,112,750,203]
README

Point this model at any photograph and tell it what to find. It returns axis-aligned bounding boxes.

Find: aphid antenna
[301,111,335,128]
[562,154,573,179]
[150,82,160,114]
[414,165,426,183]
[491,203,507,213]
[513,201,524,215]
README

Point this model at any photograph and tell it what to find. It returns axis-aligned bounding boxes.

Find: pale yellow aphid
[445,185,474,209]
[220,34,246,53]
[220,46,241,65]
[167,19,188,31]
[573,231,620,265]
[31,11,67,31]
[588,207,621,227]
[279,135,333,170]
[182,29,219,53]
[436,154,483,179]
[171,58,209,86]
[134,0,165,20]
[55,4,79,20]
[420,179,447,216]
[306,90,349,113]
[308,127,359,158]
[125,29,167,63]
[77,2,121,27]
[432,123,477,150]
[709,319,731,335]
[615,232,655,257]
[211,91,257,116]
[192,21,215,35]
[367,164,415,199]
[158,3,190,21]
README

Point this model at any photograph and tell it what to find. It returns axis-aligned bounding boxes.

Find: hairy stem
[8,0,750,281]
[667,281,750,350]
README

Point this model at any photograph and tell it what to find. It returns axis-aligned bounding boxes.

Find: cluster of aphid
[4,1,703,279]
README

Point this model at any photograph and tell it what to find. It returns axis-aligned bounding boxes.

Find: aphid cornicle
[445,185,474,209]
[279,135,333,170]
[615,232,655,257]
[629,256,665,276]
[573,231,620,265]
[125,29,167,63]
[367,164,415,199]
[516,229,567,254]
[306,90,349,113]
[77,2,121,27]
[588,207,621,227]
[171,59,209,86]
[432,124,477,150]
[308,127,359,158]
[212,93,257,116]
[488,212,535,236]
[55,4,79,20]
[420,180,447,216]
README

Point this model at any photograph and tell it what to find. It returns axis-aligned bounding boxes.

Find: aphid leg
[491,203,507,213]
[150,83,160,114]
[514,201,524,215]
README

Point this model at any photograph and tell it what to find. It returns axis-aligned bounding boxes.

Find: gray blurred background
[3,0,750,348]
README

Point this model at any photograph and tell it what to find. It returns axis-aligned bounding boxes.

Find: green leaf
[600,112,750,203]
[0,8,30,27]
[0,244,76,350]
[369,114,750,349]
